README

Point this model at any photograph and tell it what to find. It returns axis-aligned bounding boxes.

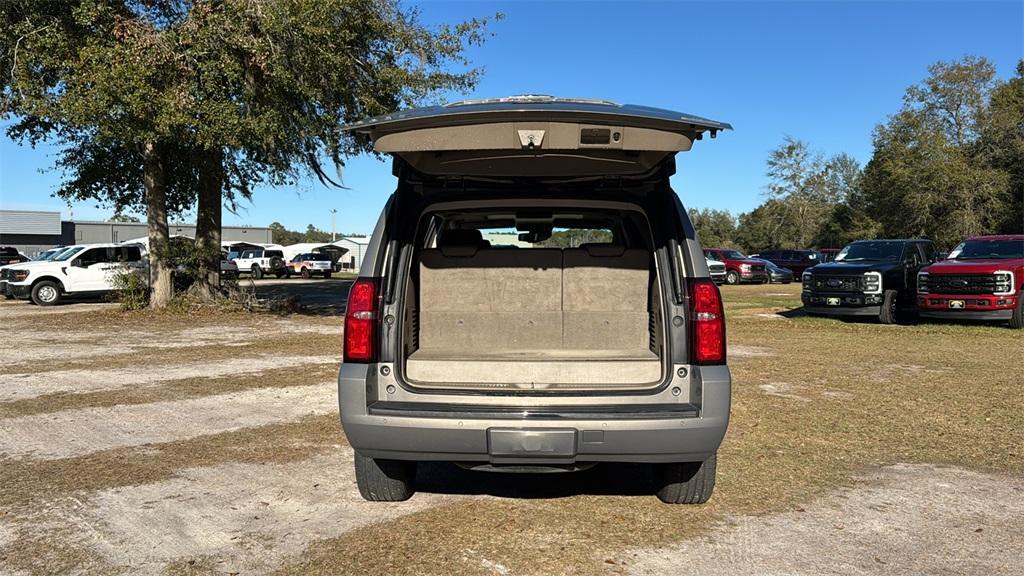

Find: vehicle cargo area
[399,207,666,391]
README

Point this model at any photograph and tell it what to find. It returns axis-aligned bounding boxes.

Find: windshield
[835,241,904,262]
[720,250,746,260]
[948,239,1023,260]
[51,246,84,261]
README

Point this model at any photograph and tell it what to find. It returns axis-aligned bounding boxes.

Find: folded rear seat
[562,244,651,350]
[408,237,660,387]
[418,242,563,352]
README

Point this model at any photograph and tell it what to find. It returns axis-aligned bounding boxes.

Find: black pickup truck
[801,239,935,324]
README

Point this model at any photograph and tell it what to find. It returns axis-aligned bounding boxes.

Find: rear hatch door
[344,96,731,179]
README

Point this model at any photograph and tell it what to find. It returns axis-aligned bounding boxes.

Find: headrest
[580,243,626,257]
[439,228,484,247]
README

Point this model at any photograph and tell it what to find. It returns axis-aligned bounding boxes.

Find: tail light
[690,278,726,365]
[344,278,379,362]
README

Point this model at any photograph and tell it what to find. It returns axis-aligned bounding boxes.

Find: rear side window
[121,246,143,262]
[265,250,283,258]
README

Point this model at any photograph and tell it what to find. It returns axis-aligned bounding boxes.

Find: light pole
[329,209,337,242]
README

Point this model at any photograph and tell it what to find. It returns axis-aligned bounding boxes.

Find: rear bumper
[338,364,731,464]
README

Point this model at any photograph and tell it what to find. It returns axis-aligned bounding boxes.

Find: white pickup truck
[231,247,288,279]
[2,243,146,305]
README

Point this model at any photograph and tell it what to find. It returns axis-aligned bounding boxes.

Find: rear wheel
[655,453,717,504]
[251,265,263,280]
[725,270,739,285]
[1009,296,1023,329]
[878,289,898,324]
[301,267,311,279]
[31,280,62,306]
[354,451,416,502]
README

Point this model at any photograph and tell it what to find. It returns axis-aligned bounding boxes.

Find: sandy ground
[40,449,449,575]
[620,464,1024,576]
[0,383,335,460]
[0,354,337,402]
[2,285,1022,575]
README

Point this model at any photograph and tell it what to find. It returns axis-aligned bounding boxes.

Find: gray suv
[339,96,732,504]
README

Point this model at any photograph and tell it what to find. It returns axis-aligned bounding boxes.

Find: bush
[108,265,149,310]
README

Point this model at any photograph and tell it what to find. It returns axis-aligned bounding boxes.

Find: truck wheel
[878,289,898,324]
[725,271,739,285]
[1009,296,1023,329]
[275,271,285,279]
[655,453,716,504]
[323,271,332,279]
[251,265,263,280]
[354,451,416,502]
[31,281,62,306]
[301,267,311,279]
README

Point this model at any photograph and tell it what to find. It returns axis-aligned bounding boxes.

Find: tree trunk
[194,147,224,298]
[143,141,173,309]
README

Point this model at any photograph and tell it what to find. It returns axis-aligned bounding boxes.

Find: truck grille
[812,275,862,292]
[922,274,999,295]
[709,264,725,274]
[0,269,12,281]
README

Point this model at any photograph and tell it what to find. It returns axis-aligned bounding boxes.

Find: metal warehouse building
[332,235,371,271]
[0,210,272,257]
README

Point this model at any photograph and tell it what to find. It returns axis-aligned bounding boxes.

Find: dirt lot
[1,282,1021,575]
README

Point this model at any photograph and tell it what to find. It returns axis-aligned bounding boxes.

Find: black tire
[725,270,739,285]
[251,265,263,280]
[354,451,416,502]
[1009,295,1023,329]
[878,289,898,324]
[655,453,717,504]
[323,271,332,279]
[31,280,62,306]
[275,271,285,279]
[4,294,14,300]
[301,267,311,279]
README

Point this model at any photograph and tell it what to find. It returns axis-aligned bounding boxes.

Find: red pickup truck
[917,235,1023,328]
[703,248,769,285]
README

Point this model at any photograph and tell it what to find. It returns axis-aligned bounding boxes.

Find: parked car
[703,248,769,284]
[338,95,732,504]
[220,256,239,280]
[285,252,333,278]
[0,246,30,267]
[750,257,793,284]
[753,249,821,278]
[232,247,288,279]
[917,235,1023,328]
[706,257,728,284]
[3,243,146,305]
[32,246,67,261]
[801,239,935,324]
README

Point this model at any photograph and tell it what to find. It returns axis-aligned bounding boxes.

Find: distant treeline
[269,222,365,245]
[693,56,1023,253]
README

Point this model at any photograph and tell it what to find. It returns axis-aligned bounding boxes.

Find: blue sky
[1,1,1020,234]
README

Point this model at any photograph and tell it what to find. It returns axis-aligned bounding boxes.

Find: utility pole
[330,209,337,242]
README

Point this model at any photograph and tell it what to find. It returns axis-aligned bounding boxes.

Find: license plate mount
[949,300,966,309]
[826,297,841,306]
